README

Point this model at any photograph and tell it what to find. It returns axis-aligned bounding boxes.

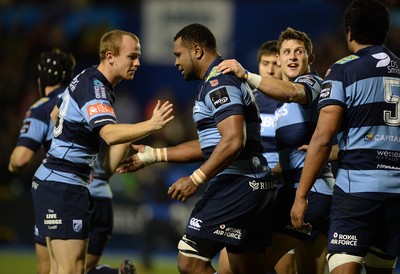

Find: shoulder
[205,66,241,89]
[295,73,322,88]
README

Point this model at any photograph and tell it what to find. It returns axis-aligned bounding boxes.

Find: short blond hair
[99,30,139,61]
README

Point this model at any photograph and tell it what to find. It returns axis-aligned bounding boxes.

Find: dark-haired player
[291,0,400,273]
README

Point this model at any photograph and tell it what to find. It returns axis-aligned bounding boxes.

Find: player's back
[321,45,400,195]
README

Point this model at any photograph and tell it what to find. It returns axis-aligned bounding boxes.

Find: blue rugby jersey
[34,66,117,186]
[275,73,334,194]
[15,87,65,152]
[89,155,113,198]
[253,90,280,168]
[320,45,400,196]
[193,57,271,178]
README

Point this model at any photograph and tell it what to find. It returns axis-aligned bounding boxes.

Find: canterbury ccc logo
[189,218,202,228]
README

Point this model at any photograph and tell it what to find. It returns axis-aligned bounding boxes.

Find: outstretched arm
[116,140,203,173]
[99,100,174,145]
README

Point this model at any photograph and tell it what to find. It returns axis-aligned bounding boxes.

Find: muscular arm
[216,59,308,104]
[167,114,246,202]
[291,105,343,228]
[161,140,204,163]
[9,146,35,173]
[198,114,245,179]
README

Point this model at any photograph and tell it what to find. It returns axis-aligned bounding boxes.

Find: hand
[297,144,309,152]
[150,100,174,130]
[167,176,199,202]
[116,144,145,173]
[290,196,312,231]
[216,59,246,80]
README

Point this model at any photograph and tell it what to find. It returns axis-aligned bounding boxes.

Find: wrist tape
[137,146,168,166]
[245,70,262,89]
[190,168,207,186]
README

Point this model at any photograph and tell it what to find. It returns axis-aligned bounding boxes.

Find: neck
[350,40,375,54]
[97,62,119,87]
[44,84,61,96]
[199,54,220,79]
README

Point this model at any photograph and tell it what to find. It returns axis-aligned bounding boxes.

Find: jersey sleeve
[295,74,322,106]
[15,98,51,151]
[80,78,117,130]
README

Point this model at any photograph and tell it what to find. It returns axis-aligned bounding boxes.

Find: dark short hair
[38,48,76,96]
[174,23,217,52]
[257,40,278,63]
[277,27,313,56]
[344,0,389,45]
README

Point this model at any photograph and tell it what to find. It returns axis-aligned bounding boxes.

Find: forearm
[99,121,158,146]
[198,135,243,180]
[8,146,34,173]
[253,74,307,104]
[164,140,203,163]
[106,143,131,174]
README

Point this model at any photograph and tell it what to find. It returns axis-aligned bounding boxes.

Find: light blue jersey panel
[275,73,334,195]
[16,88,64,152]
[34,67,117,186]
[319,45,400,195]
[193,57,271,178]
[89,156,112,198]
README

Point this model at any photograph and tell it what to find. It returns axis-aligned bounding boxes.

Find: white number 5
[384,78,400,126]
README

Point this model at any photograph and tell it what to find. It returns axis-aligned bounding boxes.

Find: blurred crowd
[1,1,400,263]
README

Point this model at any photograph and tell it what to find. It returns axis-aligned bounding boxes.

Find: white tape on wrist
[137,146,168,166]
[246,71,262,89]
[190,168,208,186]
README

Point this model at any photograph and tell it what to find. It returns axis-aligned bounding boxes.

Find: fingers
[154,100,161,110]
[167,182,189,203]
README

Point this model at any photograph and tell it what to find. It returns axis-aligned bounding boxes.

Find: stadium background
[0,0,399,273]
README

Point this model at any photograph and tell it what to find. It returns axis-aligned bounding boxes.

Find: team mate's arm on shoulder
[217,59,307,104]
[290,105,343,229]
[99,100,173,145]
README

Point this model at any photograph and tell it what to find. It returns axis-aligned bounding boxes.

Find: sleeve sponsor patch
[20,121,31,134]
[86,103,115,117]
[297,76,316,87]
[93,79,107,99]
[209,87,231,109]
[320,82,332,100]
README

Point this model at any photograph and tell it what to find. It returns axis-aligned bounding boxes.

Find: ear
[277,54,281,66]
[193,44,204,60]
[308,53,315,65]
[347,28,353,42]
[105,51,114,64]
